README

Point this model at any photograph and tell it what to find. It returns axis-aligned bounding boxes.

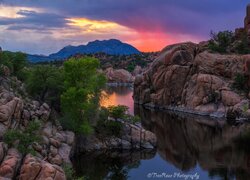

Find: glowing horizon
[0,1,248,54]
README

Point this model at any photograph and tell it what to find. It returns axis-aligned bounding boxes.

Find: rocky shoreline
[72,118,156,153]
[133,42,250,120]
[137,102,226,118]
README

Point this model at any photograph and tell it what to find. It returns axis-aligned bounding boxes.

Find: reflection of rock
[134,42,249,117]
[72,150,156,179]
[136,106,250,175]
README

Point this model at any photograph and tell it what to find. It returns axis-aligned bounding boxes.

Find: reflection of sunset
[100,91,117,108]
[100,89,134,114]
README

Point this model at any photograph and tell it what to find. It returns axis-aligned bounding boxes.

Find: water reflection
[135,105,250,180]
[72,150,156,180]
[76,87,250,180]
[100,86,134,114]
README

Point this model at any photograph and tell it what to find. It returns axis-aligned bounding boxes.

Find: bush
[234,32,250,54]
[3,121,41,155]
[208,31,235,53]
[95,119,123,138]
[124,115,140,124]
[107,105,129,120]
[62,163,74,180]
[232,73,248,92]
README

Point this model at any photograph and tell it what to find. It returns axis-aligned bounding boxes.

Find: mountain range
[28,39,141,62]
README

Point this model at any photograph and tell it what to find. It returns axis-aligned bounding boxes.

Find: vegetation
[208,30,250,54]
[95,106,141,138]
[3,121,41,155]
[107,105,129,120]
[25,65,64,107]
[95,119,123,138]
[232,73,248,92]
[0,51,27,78]
[235,31,250,54]
[61,57,106,134]
[62,163,85,180]
[208,31,235,53]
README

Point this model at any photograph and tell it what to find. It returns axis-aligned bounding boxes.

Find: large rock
[105,67,134,83]
[19,155,66,180]
[134,42,249,117]
[0,148,22,179]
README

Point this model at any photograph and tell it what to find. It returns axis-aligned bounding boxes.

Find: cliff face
[134,42,250,117]
[0,76,74,179]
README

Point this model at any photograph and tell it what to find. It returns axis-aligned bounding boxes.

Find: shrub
[123,114,141,124]
[3,121,41,155]
[127,62,136,72]
[62,163,74,180]
[208,31,235,53]
[232,73,248,92]
[107,105,129,120]
[95,119,123,138]
[234,31,250,54]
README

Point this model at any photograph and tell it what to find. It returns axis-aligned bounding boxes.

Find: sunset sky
[0,0,249,55]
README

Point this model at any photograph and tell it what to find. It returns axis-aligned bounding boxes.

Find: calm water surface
[74,86,250,180]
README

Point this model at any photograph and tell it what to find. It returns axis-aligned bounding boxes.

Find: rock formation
[0,75,75,179]
[105,67,134,84]
[134,42,250,117]
[245,4,250,43]
[74,119,156,153]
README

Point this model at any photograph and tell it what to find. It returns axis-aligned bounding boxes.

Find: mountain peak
[28,39,140,62]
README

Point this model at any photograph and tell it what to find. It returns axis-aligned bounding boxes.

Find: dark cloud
[0,9,70,30]
[1,0,249,37]
[0,0,249,53]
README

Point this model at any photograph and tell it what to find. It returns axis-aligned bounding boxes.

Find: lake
[75,86,250,180]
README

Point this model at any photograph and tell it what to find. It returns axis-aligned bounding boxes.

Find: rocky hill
[134,42,250,118]
[28,39,141,62]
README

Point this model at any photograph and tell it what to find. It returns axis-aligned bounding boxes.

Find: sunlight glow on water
[100,86,134,114]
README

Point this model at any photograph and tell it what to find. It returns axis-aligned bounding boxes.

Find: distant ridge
[28,39,141,62]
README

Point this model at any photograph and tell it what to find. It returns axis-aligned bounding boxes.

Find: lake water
[75,86,250,180]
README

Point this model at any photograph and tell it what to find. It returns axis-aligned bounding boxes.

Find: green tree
[25,65,64,107]
[0,51,27,78]
[61,57,106,134]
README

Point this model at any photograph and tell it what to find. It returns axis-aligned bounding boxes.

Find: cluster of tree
[208,30,250,54]
[0,51,27,78]
[18,57,106,135]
